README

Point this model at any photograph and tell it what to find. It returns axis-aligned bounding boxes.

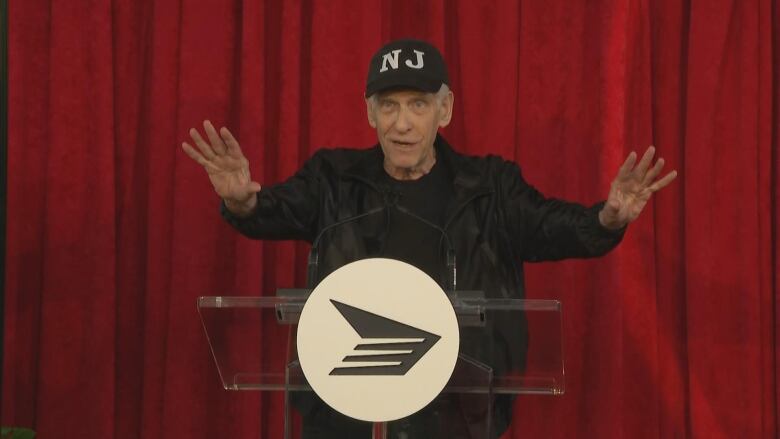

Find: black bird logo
[329,300,441,376]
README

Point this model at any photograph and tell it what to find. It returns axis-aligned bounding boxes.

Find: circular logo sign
[296,258,459,422]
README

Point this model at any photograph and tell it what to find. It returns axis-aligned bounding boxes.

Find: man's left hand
[599,146,678,230]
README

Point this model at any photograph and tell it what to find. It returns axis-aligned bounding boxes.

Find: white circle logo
[296,258,459,422]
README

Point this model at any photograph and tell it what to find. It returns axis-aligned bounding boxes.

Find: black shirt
[379,160,453,287]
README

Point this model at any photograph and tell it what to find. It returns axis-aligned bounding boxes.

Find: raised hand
[599,146,677,229]
[182,120,261,216]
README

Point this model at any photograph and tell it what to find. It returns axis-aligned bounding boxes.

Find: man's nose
[393,107,412,132]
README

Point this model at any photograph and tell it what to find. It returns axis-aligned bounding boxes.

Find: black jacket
[222,134,624,293]
[221,134,625,436]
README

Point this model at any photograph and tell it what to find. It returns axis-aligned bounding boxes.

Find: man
[182,39,676,438]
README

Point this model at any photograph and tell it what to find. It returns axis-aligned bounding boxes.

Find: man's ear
[438,91,454,128]
[366,98,377,128]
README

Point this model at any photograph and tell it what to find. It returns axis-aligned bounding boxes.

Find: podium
[198,292,564,438]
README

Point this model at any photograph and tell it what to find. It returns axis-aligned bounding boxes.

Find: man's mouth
[391,139,418,147]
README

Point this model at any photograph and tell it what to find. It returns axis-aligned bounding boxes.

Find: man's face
[366,88,453,178]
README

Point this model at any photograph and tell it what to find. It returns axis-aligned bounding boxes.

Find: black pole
[0,0,8,416]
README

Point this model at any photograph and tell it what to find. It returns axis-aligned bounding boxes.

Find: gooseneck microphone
[376,186,458,292]
[306,186,458,292]
[306,204,387,288]
[392,201,457,293]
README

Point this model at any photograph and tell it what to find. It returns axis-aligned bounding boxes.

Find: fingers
[182,142,220,172]
[203,120,228,155]
[633,146,656,179]
[220,127,244,157]
[189,121,243,158]
[642,157,665,186]
[181,141,203,161]
[633,145,676,192]
[648,170,678,192]
[616,151,637,182]
[189,127,217,160]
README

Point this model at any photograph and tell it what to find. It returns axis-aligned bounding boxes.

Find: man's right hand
[182,120,262,217]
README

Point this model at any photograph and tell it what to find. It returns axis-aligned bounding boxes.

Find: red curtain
[4,0,778,437]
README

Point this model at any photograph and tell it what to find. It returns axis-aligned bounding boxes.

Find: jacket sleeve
[220,151,324,243]
[500,160,626,262]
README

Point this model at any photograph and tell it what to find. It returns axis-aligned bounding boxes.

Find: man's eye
[413,100,428,109]
[380,101,396,110]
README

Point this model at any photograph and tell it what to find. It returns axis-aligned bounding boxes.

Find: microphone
[392,202,458,293]
[307,204,388,288]
[379,184,457,291]
[306,185,458,292]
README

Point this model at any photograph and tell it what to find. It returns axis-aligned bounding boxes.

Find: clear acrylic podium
[198,292,564,438]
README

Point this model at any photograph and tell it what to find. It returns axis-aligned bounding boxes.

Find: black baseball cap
[365,39,450,97]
